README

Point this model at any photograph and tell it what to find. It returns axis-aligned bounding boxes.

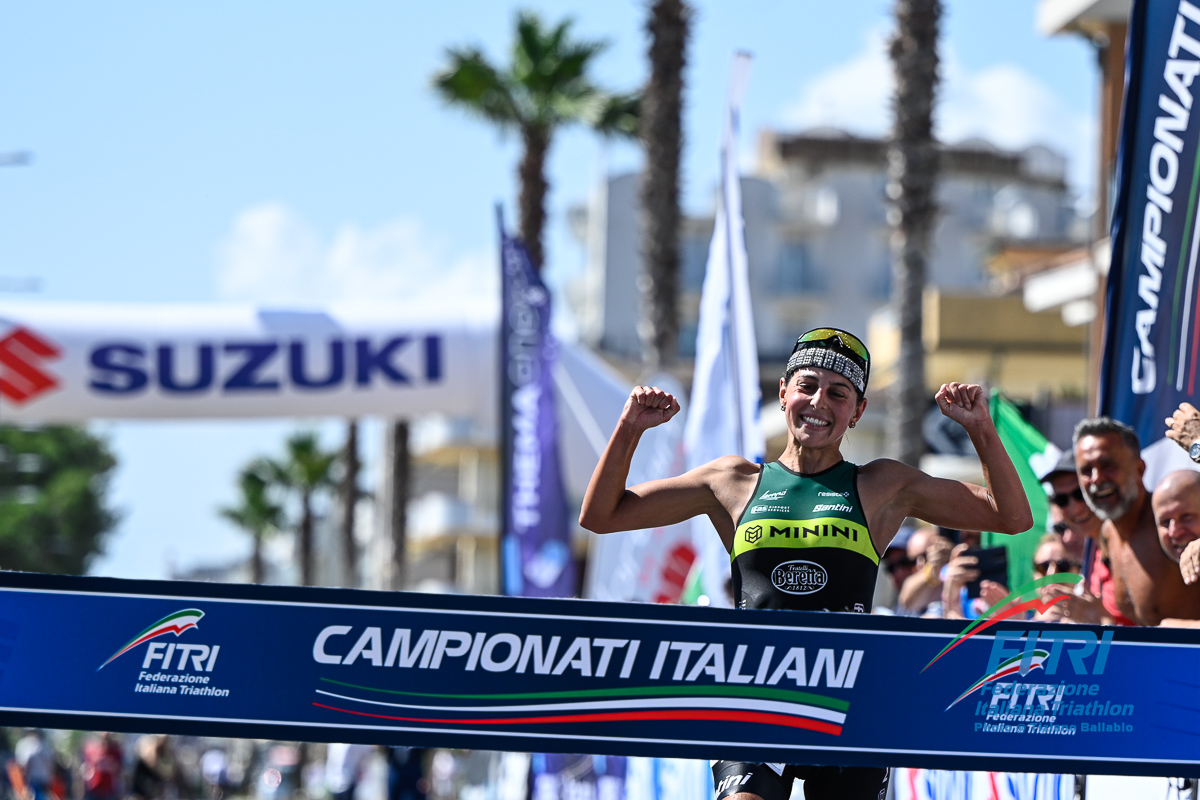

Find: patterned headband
[786,347,867,394]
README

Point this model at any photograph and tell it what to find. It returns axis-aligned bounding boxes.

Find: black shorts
[712,760,889,800]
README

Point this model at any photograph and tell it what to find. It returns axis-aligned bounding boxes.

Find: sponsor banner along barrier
[1,572,1198,776]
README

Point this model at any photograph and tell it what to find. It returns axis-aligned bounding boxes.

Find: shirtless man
[1150,471,1200,629]
[1074,418,1200,625]
[1164,402,1200,586]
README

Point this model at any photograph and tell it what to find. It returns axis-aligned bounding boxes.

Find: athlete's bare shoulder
[856,457,922,496]
[697,455,762,523]
[704,454,762,476]
[854,457,927,545]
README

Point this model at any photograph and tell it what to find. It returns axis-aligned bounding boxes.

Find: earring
[780,403,786,411]
[849,421,856,428]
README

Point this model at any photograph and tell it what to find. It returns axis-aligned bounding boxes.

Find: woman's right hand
[620,386,681,432]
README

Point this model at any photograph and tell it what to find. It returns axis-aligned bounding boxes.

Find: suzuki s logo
[0,326,61,404]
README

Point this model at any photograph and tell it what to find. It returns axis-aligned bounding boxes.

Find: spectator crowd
[1,733,434,800]
[875,405,1200,629]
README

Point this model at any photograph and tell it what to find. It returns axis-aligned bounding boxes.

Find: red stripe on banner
[924,594,1068,670]
[311,702,843,736]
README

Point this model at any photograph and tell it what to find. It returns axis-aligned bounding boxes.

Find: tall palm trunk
[388,420,411,591]
[299,494,314,586]
[886,0,941,468]
[519,125,550,271]
[639,0,690,370]
[340,419,360,587]
[251,536,264,585]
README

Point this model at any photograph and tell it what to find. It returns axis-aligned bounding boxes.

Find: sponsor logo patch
[744,524,762,544]
[770,560,828,595]
[759,489,787,500]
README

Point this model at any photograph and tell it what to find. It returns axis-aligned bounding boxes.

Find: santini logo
[98,608,204,670]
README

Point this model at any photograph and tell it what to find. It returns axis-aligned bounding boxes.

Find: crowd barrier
[0,571,1196,777]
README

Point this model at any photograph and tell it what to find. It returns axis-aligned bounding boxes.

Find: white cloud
[215,204,497,307]
[779,29,1095,195]
[781,29,893,136]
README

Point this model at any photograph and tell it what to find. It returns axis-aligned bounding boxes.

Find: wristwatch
[1190,441,1200,463]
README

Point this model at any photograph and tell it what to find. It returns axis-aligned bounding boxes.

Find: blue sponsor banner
[0,571,1197,777]
[1102,0,1200,463]
[499,230,575,597]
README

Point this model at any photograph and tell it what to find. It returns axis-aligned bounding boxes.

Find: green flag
[981,389,1058,590]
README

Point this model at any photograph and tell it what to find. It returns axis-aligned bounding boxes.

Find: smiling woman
[578,325,1032,800]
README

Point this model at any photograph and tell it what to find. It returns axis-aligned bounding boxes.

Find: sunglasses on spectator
[886,556,917,572]
[1034,559,1080,574]
[1051,521,1069,535]
[1051,488,1085,507]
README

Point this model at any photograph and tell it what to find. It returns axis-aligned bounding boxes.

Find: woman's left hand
[935,382,989,428]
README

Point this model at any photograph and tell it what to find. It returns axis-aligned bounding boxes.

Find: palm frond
[586,92,641,139]
[432,47,522,128]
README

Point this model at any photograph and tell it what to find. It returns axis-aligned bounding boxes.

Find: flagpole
[496,203,512,596]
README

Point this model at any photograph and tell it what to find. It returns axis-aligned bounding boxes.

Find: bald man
[1160,473,1200,605]
[1153,471,1200,626]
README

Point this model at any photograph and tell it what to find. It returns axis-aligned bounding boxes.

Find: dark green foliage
[0,426,118,574]
[432,10,639,271]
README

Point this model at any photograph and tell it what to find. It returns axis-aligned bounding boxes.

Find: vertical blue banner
[1102,0,1200,479]
[499,229,576,597]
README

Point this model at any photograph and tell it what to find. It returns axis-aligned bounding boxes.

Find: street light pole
[0,150,39,294]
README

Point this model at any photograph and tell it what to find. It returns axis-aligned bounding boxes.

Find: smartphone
[961,546,1008,598]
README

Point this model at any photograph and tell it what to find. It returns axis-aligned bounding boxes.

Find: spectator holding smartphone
[1040,451,1133,625]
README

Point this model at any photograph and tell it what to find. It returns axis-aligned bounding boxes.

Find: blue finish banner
[0,571,1197,777]
[1102,0,1200,479]
[498,230,575,597]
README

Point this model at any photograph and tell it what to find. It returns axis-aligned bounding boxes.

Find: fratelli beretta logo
[99,608,230,698]
[922,575,1132,737]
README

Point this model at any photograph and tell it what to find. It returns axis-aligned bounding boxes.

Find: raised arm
[868,383,1034,537]
[579,386,734,535]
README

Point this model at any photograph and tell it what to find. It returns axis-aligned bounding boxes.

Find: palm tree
[339,419,360,587]
[267,432,338,586]
[639,0,691,370]
[432,10,638,272]
[219,459,283,584]
[886,0,941,467]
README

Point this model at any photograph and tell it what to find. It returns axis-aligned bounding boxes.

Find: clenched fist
[935,382,989,429]
[619,385,681,433]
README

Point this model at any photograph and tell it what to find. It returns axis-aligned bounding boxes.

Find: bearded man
[1074,418,1200,625]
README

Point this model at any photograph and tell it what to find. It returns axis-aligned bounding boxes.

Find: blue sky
[0,1,1098,579]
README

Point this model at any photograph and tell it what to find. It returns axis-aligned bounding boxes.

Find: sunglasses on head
[795,328,871,364]
[1034,559,1080,574]
[1051,488,1085,507]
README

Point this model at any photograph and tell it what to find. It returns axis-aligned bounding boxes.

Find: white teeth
[801,416,830,427]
